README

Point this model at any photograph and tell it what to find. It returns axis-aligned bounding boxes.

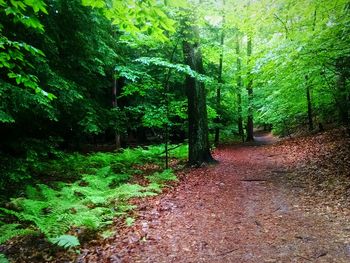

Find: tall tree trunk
[305,75,314,131]
[112,27,121,150]
[163,42,179,169]
[246,36,254,142]
[306,84,314,131]
[183,26,215,166]
[112,77,121,149]
[236,37,244,142]
[214,3,225,146]
[336,58,349,128]
[304,8,316,132]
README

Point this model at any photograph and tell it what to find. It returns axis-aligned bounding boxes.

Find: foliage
[0,144,186,247]
[0,224,35,244]
[146,169,178,186]
[0,254,9,263]
[1,0,349,257]
[125,217,135,227]
[0,0,52,124]
[49,235,80,249]
[82,0,175,42]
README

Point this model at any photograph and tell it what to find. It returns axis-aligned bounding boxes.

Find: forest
[0,0,349,262]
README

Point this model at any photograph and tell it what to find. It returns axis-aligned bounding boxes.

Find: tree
[236,36,245,141]
[182,12,215,165]
[0,0,51,124]
[214,3,225,145]
[246,35,254,141]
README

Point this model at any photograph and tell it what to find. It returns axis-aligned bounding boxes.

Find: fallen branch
[241,179,267,182]
[214,248,238,257]
[297,255,312,261]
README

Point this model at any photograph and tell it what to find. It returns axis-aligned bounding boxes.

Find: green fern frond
[25,185,41,200]
[0,253,10,263]
[146,169,178,185]
[146,182,163,193]
[0,207,24,220]
[49,235,80,249]
[0,224,36,244]
[0,144,184,249]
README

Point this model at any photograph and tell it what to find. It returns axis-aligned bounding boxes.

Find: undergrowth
[0,144,187,252]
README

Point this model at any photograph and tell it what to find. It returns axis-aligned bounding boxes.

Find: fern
[146,169,178,185]
[49,235,80,249]
[146,182,163,193]
[0,224,35,244]
[0,254,9,263]
[169,144,188,160]
[0,145,185,247]
[125,217,135,227]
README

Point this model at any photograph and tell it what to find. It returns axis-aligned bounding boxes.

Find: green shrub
[0,144,184,248]
[49,235,80,249]
[0,253,9,263]
[146,169,178,185]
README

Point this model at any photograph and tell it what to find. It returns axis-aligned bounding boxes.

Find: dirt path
[80,134,350,263]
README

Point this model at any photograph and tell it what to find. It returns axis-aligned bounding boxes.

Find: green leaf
[81,0,105,9]
[49,235,80,249]
[125,217,135,227]
[0,110,15,123]
[0,224,35,244]
[0,254,9,263]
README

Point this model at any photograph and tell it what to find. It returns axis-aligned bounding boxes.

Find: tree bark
[112,77,121,149]
[183,26,215,166]
[246,35,254,142]
[305,75,314,131]
[214,4,225,146]
[304,8,315,132]
[236,37,244,142]
[163,42,179,169]
[336,58,349,128]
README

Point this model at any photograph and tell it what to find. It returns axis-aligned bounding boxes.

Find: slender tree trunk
[112,77,121,149]
[163,42,179,169]
[305,75,314,131]
[246,35,254,142]
[306,84,314,131]
[183,25,215,166]
[236,37,244,142]
[304,8,315,132]
[336,59,349,127]
[112,27,121,149]
[214,3,225,146]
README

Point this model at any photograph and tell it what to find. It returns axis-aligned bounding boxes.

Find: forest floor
[78,130,350,263]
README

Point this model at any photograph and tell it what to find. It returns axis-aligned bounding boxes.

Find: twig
[297,255,312,261]
[160,144,183,155]
[214,248,238,257]
[241,179,267,182]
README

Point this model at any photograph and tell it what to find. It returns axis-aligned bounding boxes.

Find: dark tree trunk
[336,65,349,126]
[334,56,350,134]
[236,37,244,142]
[246,36,254,142]
[163,42,179,169]
[183,27,215,166]
[112,77,121,149]
[214,7,225,146]
[112,27,121,150]
[305,75,314,131]
[304,9,315,132]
